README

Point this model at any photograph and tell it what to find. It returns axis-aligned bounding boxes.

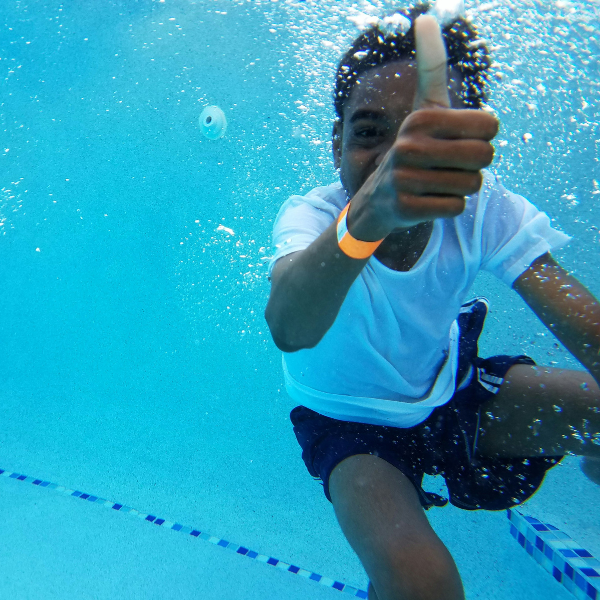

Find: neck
[374,221,433,271]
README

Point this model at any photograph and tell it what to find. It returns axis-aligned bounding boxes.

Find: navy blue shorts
[290,298,562,511]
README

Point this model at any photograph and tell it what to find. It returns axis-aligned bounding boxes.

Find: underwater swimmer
[266,4,600,599]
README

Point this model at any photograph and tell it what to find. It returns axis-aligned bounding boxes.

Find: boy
[265,4,600,599]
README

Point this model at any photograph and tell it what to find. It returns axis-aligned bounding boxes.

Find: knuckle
[399,193,422,215]
[482,143,495,164]
[395,166,417,182]
[448,197,467,216]
[394,168,426,197]
[477,110,500,136]
[470,142,494,168]
[402,111,421,130]
[395,138,425,162]
[466,172,483,194]
[403,109,434,131]
[488,115,500,137]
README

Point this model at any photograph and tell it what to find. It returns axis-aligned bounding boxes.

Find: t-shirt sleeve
[480,176,572,286]
[268,186,344,278]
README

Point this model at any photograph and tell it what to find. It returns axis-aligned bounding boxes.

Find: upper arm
[265,251,301,324]
[265,253,297,353]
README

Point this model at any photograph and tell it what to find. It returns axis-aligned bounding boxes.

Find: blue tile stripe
[507,509,600,600]
[1,467,367,598]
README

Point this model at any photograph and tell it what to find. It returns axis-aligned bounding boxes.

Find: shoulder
[296,181,347,213]
[469,169,517,209]
[448,170,539,252]
[460,169,538,226]
[272,181,346,225]
[269,182,347,275]
[476,170,536,211]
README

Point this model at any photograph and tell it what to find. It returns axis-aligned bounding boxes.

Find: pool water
[1,0,599,598]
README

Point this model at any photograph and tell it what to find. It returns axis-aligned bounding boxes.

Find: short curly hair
[333,2,491,121]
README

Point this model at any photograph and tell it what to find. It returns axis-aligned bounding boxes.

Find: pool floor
[2,383,595,599]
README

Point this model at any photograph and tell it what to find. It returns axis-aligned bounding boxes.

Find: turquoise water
[1,1,599,598]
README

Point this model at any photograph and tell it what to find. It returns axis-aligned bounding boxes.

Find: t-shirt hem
[282,320,460,428]
[501,234,572,287]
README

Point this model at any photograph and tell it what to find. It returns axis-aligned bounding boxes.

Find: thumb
[413,15,451,110]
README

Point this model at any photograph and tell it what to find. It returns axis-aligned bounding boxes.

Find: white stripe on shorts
[478,368,501,394]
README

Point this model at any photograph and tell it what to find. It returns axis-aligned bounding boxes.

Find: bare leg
[581,456,600,485]
[329,454,464,600]
[368,582,380,600]
[477,364,600,462]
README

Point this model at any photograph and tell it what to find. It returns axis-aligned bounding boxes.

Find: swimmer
[265,4,600,599]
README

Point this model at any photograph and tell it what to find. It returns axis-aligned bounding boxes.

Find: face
[332,59,464,199]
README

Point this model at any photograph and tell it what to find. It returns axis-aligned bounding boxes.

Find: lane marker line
[508,509,599,600]
[1,467,367,598]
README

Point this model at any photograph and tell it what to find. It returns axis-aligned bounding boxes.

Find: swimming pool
[1,0,598,598]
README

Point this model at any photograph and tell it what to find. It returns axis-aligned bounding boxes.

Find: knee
[372,541,464,600]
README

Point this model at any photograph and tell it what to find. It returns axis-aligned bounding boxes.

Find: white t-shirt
[268,171,571,428]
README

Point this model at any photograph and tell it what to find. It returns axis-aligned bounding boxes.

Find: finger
[395,167,483,197]
[394,138,495,171]
[398,193,466,224]
[402,109,500,141]
[413,15,450,110]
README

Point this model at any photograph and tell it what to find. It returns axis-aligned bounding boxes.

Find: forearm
[515,255,600,386]
[533,294,600,387]
[265,220,369,352]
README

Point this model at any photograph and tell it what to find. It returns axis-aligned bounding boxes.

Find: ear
[332,120,343,170]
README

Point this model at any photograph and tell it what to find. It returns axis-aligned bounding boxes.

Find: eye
[352,124,386,143]
[355,126,380,138]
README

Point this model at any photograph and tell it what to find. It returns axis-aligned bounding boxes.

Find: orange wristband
[336,202,384,260]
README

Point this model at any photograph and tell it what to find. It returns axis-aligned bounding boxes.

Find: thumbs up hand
[413,15,451,110]
[345,15,499,243]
